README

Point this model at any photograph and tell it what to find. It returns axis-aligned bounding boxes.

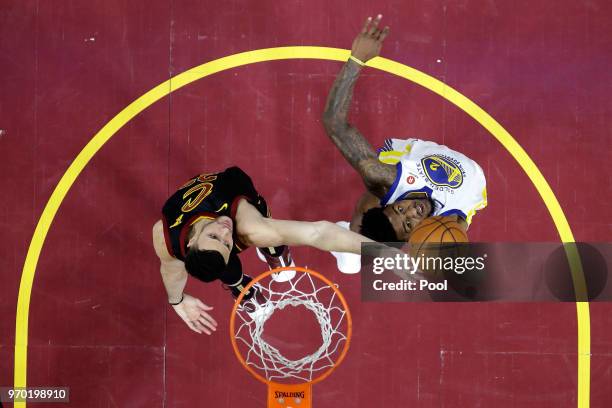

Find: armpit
[359,159,397,198]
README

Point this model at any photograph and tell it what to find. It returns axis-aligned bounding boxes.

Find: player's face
[383,198,432,241]
[194,216,234,263]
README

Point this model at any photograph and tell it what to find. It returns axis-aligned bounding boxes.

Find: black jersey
[161,166,269,261]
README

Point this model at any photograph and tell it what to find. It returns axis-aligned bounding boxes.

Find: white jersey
[377,138,487,225]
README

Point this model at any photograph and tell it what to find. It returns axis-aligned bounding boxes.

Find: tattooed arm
[322,15,395,198]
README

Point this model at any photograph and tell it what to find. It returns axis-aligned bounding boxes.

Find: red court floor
[1,1,611,407]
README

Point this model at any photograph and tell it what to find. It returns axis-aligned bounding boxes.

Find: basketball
[407,216,469,279]
[408,216,468,244]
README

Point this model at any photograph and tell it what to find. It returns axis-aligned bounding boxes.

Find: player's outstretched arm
[247,218,373,254]
[322,15,395,198]
[152,220,217,335]
[235,201,373,254]
[153,221,188,301]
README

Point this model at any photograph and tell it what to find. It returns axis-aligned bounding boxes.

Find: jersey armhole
[230,195,249,219]
[438,209,467,219]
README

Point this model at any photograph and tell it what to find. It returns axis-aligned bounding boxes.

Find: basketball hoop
[229,266,352,408]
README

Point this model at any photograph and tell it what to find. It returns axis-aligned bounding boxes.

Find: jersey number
[180,174,217,212]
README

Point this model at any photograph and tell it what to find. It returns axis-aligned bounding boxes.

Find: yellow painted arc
[13,46,589,408]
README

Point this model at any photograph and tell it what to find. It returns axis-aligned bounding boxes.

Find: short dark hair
[184,248,243,285]
[359,207,400,243]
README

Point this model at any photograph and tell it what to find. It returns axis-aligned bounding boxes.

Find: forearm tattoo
[322,61,395,196]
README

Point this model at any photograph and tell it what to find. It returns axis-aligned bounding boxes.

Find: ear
[186,231,199,248]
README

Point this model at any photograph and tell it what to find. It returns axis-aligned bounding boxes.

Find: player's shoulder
[223,165,250,178]
[152,219,176,262]
[152,219,165,237]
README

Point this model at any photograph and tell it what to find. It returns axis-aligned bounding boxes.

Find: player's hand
[351,15,390,63]
[172,293,218,335]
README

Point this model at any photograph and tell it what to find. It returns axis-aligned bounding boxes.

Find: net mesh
[233,270,349,383]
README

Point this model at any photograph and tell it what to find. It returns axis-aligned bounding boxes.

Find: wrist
[348,55,366,67]
[169,293,184,306]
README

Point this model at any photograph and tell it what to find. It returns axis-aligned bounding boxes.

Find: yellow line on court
[13,46,589,408]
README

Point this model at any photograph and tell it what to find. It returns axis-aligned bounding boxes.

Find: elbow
[322,115,350,138]
[321,107,333,122]
[321,109,346,132]
[321,110,335,132]
[312,220,333,243]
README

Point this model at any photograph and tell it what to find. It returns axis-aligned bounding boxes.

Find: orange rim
[229,266,352,386]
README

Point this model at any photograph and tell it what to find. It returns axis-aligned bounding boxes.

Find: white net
[233,270,350,383]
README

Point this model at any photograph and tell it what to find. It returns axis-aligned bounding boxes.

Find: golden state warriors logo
[421,155,463,188]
